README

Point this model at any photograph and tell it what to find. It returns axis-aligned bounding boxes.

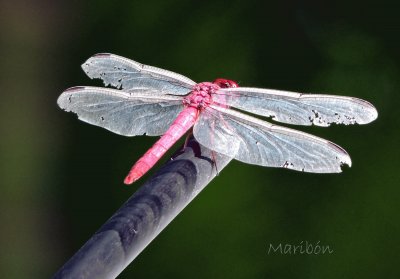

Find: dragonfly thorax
[183,82,219,110]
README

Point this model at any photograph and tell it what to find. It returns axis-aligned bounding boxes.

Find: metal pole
[53,138,232,278]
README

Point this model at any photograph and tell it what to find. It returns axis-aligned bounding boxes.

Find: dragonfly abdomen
[124,107,198,184]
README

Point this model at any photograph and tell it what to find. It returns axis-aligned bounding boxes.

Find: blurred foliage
[0,0,399,278]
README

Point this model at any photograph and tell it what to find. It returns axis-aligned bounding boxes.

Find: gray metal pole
[53,138,232,279]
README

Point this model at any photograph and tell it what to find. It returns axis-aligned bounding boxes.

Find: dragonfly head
[213,78,238,88]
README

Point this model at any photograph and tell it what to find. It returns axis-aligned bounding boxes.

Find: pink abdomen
[124,107,198,184]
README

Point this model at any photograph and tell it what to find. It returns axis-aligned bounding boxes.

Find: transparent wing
[213,87,378,127]
[193,105,351,173]
[57,86,184,136]
[81,53,196,95]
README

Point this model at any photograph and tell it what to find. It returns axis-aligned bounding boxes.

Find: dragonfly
[57,53,378,184]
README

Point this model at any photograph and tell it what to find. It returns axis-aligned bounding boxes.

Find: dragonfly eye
[213,78,238,88]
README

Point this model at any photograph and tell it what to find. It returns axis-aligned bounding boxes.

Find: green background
[0,0,398,278]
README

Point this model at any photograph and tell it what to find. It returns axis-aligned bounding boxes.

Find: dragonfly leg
[172,133,216,173]
[210,150,219,176]
[171,131,194,160]
[183,130,193,150]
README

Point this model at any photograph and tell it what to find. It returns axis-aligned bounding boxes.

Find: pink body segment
[124,106,199,184]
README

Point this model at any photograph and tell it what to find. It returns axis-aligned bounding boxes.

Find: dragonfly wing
[214,87,378,126]
[82,53,196,95]
[58,86,184,136]
[193,105,351,173]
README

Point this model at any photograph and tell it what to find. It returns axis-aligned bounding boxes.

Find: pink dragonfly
[58,53,378,184]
